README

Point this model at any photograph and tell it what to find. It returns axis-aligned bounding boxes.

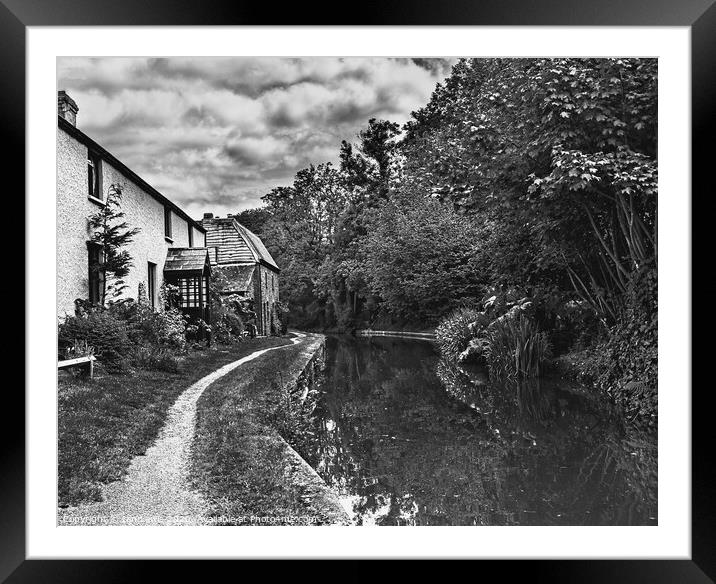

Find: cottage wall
[201,214,280,335]
[255,265,280,335]
[57,125,202,318]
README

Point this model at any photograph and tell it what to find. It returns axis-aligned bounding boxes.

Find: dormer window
[87,150,102,200]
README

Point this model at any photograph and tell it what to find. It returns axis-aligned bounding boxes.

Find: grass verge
[190,338,333,524]
[58,336,291,507]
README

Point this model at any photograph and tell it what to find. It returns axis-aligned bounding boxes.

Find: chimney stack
[57,90,78,126]
[202,212,214,222]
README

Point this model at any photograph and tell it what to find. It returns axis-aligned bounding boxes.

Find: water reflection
[301,335,657,526]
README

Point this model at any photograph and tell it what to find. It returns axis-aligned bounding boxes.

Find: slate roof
[235,222,279,271]
[164,248,211,275]
[202,216,279,272]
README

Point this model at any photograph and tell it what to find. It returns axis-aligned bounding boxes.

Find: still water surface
[302,335,657,526]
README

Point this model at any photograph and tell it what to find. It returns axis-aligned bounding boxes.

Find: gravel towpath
[58,334,305,526]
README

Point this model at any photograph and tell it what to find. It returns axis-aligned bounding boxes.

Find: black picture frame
[7,0,711,580]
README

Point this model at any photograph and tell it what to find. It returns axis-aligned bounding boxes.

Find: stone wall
[272,334,350,524]
[254,265,280,335]
[57,125,203,318]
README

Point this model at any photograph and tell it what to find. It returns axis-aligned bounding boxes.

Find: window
[147,262,157,309]
[87,150,102,199]
[175,277,205,308]
[87,242,105,305]
[164,207,173,240]
[188,224,194,247]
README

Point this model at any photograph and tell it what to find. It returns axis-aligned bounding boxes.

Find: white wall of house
[190,225,206,248]
[56,125,203,318]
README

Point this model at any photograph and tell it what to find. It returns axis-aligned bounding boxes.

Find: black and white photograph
[54,55,659,528]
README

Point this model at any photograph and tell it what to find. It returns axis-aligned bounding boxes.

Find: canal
[300,335,657,526]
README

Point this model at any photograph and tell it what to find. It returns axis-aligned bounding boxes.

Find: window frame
[164,207,173,241]
[147,262,157,309]
[87,241,105,305]
[87,149,102,201]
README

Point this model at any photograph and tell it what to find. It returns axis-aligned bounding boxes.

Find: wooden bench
[57,355,96,379]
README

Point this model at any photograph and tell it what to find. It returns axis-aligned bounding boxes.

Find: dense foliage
[59,290,189,372]
[235,58,657,421]
[435,306,484,363]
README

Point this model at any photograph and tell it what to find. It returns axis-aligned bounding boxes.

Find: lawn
[58,336,292,507]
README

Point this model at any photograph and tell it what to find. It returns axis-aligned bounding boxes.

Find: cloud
[57,57,455,217]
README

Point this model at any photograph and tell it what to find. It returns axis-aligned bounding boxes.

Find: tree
[401,58,657,325]
[254,58,657,334]
[258,163,352,328]
[340,118,401,202]
[233,206,273,236]
[87,184,140,305]
[360,195,486,324]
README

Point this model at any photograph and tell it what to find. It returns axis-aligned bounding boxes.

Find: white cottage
[56,91,211,323]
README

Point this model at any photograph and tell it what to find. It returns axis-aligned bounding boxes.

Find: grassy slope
[190,342,324,524]
[58,336,291,507]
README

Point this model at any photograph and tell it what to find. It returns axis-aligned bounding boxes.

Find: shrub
[60,293,191,374]
[133,346,180,373]
[579,263,657,427]
[209,272,249,343]
[484,315,552,380]
[108,299,188,351]
[59,339,95,361]
[151,306,188,349]
[435,306,484,362]
[550,299,602,353]
[210,294,247,344]
[58,310,133,372]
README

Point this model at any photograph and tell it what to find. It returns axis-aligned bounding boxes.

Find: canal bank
[190,332,351,525]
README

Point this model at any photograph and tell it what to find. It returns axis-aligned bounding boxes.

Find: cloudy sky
[57,57,454,218]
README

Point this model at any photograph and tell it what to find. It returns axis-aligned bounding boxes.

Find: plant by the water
[484,315,551,380]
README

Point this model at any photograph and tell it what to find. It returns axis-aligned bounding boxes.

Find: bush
[579,264,657,427]
[435,306,484,362]
[59,339,95,361]
[60,294,189,374]
[133,346,180,373]
[210,295,247,344]
[108,298,188,351]
[550,299,601,353]
[208,272,249,343]
[58,310,133,372]
[484,315,552,380]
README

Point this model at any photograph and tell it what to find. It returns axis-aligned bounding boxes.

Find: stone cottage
[201,213,280,336]
[57,91,211,325]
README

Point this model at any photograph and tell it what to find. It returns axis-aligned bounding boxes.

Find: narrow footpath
[58,333,314,526]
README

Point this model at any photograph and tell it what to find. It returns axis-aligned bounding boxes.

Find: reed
[485,315,551,380]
